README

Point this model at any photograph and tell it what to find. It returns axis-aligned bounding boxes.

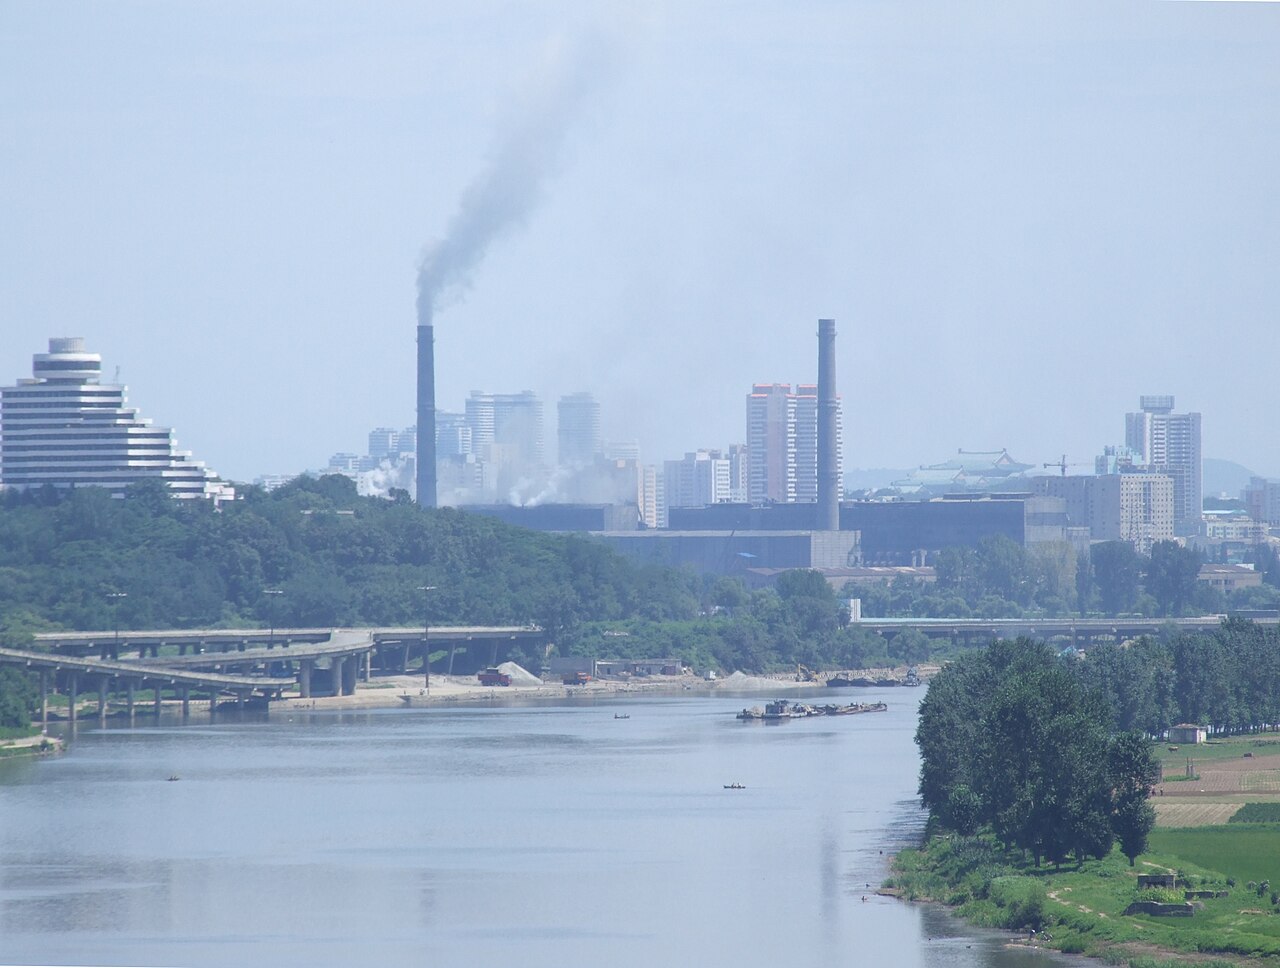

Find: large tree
[1108,731,1160,865]
[1146,541,1203,617]
[1091,541,1143,615]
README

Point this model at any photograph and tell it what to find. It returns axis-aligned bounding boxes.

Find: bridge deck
[0,647,294,692]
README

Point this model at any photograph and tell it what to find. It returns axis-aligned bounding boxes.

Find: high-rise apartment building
[367,427,401,460]
[1245,477,1280,527]
[664,450,732,510]
[557,392,602,466]
[746,384,796,503]
[465,391,545,468]
[1,337,233,501]
[727,443,749,503]
[1125,395,1202,535]
[435,411,471,459]
[640,464,661,529]
[746,383,842,505]
[1033,473,1174,554]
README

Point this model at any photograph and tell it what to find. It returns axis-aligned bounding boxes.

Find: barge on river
[735,698,887,722]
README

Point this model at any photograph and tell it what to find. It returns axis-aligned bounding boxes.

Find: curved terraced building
[0,337,233,501]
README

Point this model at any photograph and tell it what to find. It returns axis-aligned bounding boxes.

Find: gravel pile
[495,661,544,686]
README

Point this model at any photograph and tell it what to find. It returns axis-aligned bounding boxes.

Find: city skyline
[3,3,1278,482]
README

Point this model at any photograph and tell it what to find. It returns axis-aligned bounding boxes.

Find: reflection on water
[0,692,1085,968]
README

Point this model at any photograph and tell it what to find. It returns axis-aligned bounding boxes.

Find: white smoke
[509,465,574,507]
[358,458,414,499]
[416,33,614,324]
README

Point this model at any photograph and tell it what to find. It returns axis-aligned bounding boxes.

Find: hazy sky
[3,1,1278,483]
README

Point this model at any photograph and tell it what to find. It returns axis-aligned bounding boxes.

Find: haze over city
[3,1,1279,483]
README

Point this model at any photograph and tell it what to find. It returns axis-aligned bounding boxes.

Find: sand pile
[719,671,813,692]
[495,661,543,686]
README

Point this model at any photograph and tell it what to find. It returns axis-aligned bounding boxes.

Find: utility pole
[107,591,127,658]
[418,585,437,689]
[263,589,283,649]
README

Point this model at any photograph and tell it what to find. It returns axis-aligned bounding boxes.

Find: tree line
[845,536,1280,621]
[916,638,1160,868]
[0,479,894,675]
[1076,619,1280,738]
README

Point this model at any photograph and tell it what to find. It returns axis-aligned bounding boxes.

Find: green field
[1148,825,1280,886]
[1155,731,1280,768]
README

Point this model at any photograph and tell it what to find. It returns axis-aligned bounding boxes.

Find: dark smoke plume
[416,35,611,324]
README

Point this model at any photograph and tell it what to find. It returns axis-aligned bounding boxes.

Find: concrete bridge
[854,614,1269,644]
[10,625,545,718]
[0,646,294,723]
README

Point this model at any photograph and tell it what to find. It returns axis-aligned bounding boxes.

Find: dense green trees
[917,639,1159,866]
[0,478,703,638]
[0,481,905,674]
[0,667,37,730]
[847,535,1275,621]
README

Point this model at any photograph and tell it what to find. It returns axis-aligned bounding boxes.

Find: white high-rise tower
[0,338,233,501]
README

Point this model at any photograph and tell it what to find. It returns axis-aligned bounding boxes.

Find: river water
[0,688,1083,968]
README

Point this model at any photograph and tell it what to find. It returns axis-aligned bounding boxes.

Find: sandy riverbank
[0,733,65,757]
[274,665,933,712]
[274,670,799,711]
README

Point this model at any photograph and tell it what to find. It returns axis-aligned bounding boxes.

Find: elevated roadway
[0,646,293,722]
[854,614,1266,642]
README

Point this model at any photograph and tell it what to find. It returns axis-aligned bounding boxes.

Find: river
[0,687,1085,967]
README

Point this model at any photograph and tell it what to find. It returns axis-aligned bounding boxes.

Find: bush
[1228,802,1280,823]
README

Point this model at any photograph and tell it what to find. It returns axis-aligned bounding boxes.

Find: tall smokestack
[817,318,839,531]
[416,323,437,508]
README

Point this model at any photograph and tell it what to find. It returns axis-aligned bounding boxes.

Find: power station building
[0,337,233,501]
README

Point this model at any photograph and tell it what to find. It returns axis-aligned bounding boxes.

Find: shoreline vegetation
[0,731,64,759]
[884,829,1279,968]
[895,631,1280,968]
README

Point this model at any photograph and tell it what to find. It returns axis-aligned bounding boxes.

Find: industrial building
[462,503,640,533]
[594,529,859,575]
[0,337,233,501]
[668,493,1072,566]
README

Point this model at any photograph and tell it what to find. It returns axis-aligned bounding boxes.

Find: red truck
[562,671,592,685]
[477,668,512,687]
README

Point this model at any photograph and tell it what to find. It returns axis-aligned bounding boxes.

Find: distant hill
[1203,458,1258,499]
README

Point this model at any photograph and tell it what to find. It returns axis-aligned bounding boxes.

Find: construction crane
[1043,454,1090,477]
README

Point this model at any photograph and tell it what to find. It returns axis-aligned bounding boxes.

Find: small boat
[166,775,180,782]
[614,713,630,719]
[724,783,746,790]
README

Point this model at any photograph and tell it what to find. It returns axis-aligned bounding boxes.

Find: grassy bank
[886,831,1280,966]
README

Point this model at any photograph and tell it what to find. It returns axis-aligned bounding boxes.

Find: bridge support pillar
[300,659,313,699]
[154,686,163,717]
[126,680,136,720]
[447,643,457,676]
[363,651,371,682]
[69,674,78,723]
[343,655,358,695]
[39,670,48,724]
[237,692,246,710]
[181,687,190,717]
[332,656,346,696]
[98,676,108,721]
